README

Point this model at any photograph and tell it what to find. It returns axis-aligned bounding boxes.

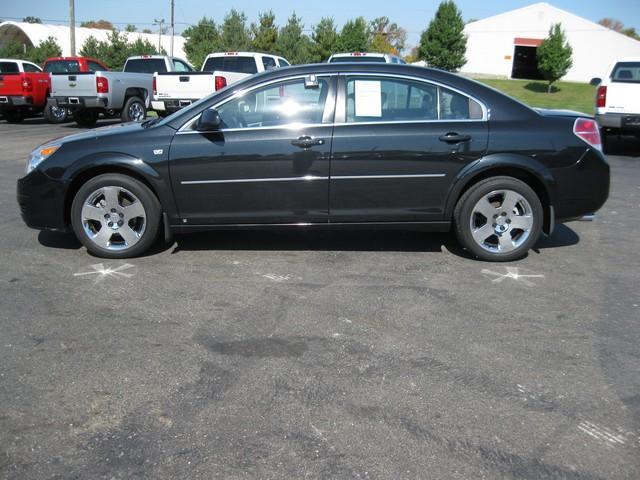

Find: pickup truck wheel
[5,110,24,123]
[121,96,146,123]
[73,110,98,128]
[454,176,543,262]
[71,174,161,259]
[44,104,68,124]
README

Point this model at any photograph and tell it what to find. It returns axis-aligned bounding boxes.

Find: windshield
[44,60,81,73]
[611,62,640,83]
[0,62,19,73]
[329,56,386,63]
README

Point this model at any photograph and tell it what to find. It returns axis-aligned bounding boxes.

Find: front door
[169,75,336,225]
[329,74,489,223]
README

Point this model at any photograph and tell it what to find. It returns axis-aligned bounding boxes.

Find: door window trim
[335,72,489,125]
[177,74,338,134]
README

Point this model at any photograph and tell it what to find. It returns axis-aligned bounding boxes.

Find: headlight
[26,145,60,174]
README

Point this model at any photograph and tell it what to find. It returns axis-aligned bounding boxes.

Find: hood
[43,121,146,147]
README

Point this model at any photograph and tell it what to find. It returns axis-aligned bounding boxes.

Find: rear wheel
[121,96,146,123]
[73,109,98,128]
[44,103,68,124]
[454,176,543,262]
[70,174,161,258]
[5,110,24,123]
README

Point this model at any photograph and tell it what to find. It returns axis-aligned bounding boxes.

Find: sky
[1,0,639,50]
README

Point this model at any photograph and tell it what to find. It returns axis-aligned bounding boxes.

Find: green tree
[369,16,406,54]
[128,37,158,56]
[80,19,114,30]
[311,17,339,62]
[418,0,466,71]
[142,28,152,34]
[0,41,27,59]
[537,23,573,93]
[22,16,42,24]
[125,24,137,32]
[338,17,369,52]
[274,13,313,64]
[251,11,278,53]
[183,17,221,69]
[26,36,62,65]
[220,9,252,51]
[79,36,102,59]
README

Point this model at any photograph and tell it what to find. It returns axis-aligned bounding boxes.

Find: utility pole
[153,18,165,53]
[170,0,175,57]
[69,0,76,56]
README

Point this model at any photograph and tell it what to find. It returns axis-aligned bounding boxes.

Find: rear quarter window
[611,62,640,83]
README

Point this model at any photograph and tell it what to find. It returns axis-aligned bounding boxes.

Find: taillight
[573,117,602,152]
[214,76,227,90]
[96,76,109,94]
[21,77,33,92]
[596,86,607,108]
[152,76,157,96]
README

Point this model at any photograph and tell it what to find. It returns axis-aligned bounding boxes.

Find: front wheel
[121,96,146,123]
[454,177,543,262]
[70,174,161,258]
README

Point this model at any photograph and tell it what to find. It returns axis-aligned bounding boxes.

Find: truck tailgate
[155,72,215,100]
[0,73,27,97]
[606,83,640,114]
[51,72,96,98]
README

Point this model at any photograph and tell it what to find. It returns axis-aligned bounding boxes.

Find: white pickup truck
[151,52,290,115]
[50,55,193,127]
[592,58,640,141]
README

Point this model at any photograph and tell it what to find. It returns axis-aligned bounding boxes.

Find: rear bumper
[595,113,640,132]
[17,170,68,231]
[51,96,107,110]
[151,99,195,113]
[0,95,35,108]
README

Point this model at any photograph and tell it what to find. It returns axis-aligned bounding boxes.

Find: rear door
[168,74,336,224]
[329,73,489,222]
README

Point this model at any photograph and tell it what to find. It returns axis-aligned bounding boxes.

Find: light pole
[170,0,175,57]
[153,18,165,53]
[69,0,76,56]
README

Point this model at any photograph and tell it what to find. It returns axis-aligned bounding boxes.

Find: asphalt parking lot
[1,118,639,480]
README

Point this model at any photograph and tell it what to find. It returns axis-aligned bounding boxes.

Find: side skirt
[169,221,452,234]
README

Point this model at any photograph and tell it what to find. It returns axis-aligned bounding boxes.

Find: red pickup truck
[0,56,109,124]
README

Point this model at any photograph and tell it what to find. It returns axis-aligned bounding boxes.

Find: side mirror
[589,77,602,86]
[196,109,222,131]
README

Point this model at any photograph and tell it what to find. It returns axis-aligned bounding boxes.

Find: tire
[121,96,146,123]
[5,110,24,123]
[44,103,68,124]
[73,109,98,128]
[453,176,543,262]
[70,174,161,259]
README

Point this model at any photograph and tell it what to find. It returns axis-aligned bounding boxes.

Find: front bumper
[595,113,640,132]
[17,170,69,231]
[50,96,107,110]
[0,95,34,108]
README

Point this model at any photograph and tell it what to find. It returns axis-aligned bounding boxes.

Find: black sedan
[17,63,609,261]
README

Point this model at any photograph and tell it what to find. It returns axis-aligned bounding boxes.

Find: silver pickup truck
[49,69,153,127]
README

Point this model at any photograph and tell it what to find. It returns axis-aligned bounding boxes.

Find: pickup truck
[123,55,194,74]
[0,58,68,123]
[592,58,640,143]
[151,52,289,115]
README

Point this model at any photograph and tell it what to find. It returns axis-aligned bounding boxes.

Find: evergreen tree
[418,0,466,71]
[26,37,62,65]
[220,9,252,51]
[183,17,221,69]
[274,13,313,64]
[79,36,101,59]
[338,17,369,52]
[0,41,27,60]
[312,18,339,62]
[251,11,278,53]
[537,23,573,93]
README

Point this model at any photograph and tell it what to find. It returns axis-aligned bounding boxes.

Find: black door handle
[291,136,325,149]
[438,132,472,144]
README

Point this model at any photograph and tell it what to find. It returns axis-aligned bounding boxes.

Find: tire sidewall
[455,177,543,262]
[70,174,161,259]
[121,96,146,123]
[44,104,68,124]
[73,109,98,127]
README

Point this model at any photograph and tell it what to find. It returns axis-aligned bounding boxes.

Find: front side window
[23,63,41,73]
[87,61,105,72]
[346,76,483,123]
[278,58,290,67]
[611,62,640,83]
[172,59,193,72]
[215,77,330,129]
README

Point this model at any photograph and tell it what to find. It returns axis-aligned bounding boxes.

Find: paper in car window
[355,80,382,117]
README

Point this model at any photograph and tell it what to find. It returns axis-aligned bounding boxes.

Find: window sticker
[355,80,382,117]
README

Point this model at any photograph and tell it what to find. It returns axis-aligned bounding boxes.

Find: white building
[0,21,186,60]
[461,2,640,82]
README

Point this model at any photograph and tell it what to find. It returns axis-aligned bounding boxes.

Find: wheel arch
[124,87,148,103]
[445,154,557,234]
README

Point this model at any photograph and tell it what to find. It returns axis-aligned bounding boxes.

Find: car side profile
[17,63,609,261]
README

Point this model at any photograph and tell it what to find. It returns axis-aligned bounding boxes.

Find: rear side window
[44,60,80,73]
[439,87,484,120]
[262,56,277,70]
[23,63,41,73]
[611,62,640,83]
[124,59,167,73]
[202,56,258,74]
[0,62,20,73]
